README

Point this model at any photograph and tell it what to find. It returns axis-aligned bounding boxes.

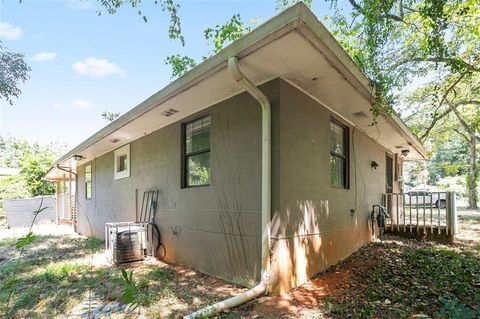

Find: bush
[436,176,467,199]
[0,176,31,201]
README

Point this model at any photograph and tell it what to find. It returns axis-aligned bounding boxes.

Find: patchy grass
[0,234,104,318]
[0,229,245,318]
[1,207,478,318]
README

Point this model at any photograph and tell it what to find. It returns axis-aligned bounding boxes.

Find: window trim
[114,144,130,180]
[85,164,92,200]
[181,115,211,188]
[329,118,350,189]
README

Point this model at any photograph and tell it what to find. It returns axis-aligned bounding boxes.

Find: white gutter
[183,56,271,319]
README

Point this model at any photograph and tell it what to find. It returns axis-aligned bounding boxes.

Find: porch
[382,191,458,243]
[52,170,76,226]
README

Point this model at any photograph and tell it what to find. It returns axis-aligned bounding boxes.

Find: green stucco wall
[76,78,400,291]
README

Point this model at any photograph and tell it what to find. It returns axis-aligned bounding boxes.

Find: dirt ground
[222,206,480,319]
[1,207,478,318]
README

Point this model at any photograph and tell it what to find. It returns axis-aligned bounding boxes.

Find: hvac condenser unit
[105,222,148,265]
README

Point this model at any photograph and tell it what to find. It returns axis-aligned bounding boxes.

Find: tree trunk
[467,137,478,209]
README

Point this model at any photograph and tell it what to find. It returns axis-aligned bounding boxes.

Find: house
[45,3,427,295]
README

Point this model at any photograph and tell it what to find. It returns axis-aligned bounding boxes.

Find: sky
[0,0,336,149]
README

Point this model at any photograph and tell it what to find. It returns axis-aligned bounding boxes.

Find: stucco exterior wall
[269,80,401,293]
[76,80,281,287]
[75,78,402,292]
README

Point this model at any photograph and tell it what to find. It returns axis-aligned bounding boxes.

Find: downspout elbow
[184,57,272,319]
[227,57,271,112]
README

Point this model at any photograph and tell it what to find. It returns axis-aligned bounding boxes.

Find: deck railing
[382,191,457,236]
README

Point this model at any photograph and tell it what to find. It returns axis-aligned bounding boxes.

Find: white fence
[383,191,457,236]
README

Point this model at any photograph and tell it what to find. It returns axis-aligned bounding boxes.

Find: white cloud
[0,22,23,41]
[32,52,58,62]
[52,102,65,111]
[72,58,126,77]
[72,100,94,109]
[67,0,95,10]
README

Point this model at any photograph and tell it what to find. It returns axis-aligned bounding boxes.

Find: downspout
[184,56,271,319]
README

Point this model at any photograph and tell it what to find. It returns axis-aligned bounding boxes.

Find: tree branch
[419,107,452,142]
[454,100,480,107]
[395,56,480,72]
[418,71,470,142]
[447,99,480,142]
[453,128,470,143]
[348,0,404,22]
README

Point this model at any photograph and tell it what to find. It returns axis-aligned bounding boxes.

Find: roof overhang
[45,2,426,181]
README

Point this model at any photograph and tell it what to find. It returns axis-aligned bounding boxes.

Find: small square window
[114,144,130,180]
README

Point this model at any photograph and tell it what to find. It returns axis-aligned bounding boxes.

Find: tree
[20,154,56,197]
[91,0,480,207]
[101,110,121,122]
[0,43,31,106]
[163,14,252,78]
[403,72,480,208]
[0,136,33,168]
[0,136,66,197]
[323,0,479,207]
[96,0,184,45]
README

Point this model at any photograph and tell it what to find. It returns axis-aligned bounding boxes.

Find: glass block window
[183,116,211,187]
[85,164,92,199]
[330,120,349,188]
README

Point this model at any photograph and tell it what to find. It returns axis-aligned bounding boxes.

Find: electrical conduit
[183,56,272,319]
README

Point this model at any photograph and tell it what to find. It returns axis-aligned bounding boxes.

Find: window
[114,144,130,180]
[183,116,211,187]
[85,164,92,199]
[330,120,349,188]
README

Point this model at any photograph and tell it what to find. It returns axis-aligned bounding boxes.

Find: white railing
[57,193,75,221]
[382,191,457,236]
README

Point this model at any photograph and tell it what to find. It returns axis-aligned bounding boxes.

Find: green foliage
[20,154,56,197]
[101,110,121,123]
[326,0,480,120]
[204,14,251,54]
[275,0,312,11]
[164,14,250,79]
[96,0,184,45]
[0,176,30,202]
[438,296,480,319]
[330,242,480,318]
[120,269,139,307]
[0,136,66,198]
[164,54,196,79]
[0,43,31,106]
[0,136,33,168]
[15,232,36,250]
[437,176,468,198]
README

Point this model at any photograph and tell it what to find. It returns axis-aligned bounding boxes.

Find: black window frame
[181,115,211,188]
[85,164,92,199]
[329,118,350,189]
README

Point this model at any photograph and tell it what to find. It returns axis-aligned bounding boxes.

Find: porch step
[57,219,74,225]
[385,225,454,244]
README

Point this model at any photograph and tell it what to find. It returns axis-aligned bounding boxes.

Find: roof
[45,2,427,180]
